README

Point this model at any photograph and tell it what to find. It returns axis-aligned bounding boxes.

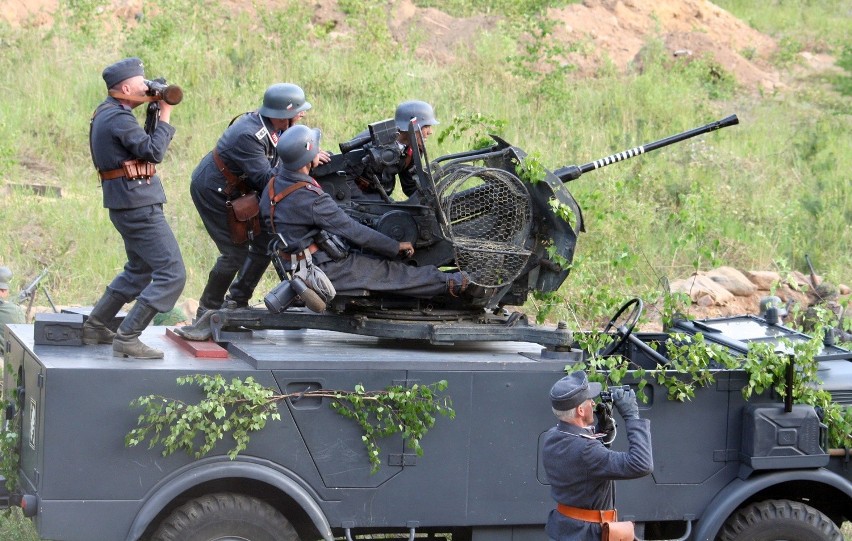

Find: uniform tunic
[89,97,185,312]
[542,418,653,541]
[0,299,26,352]
[190,112,279,280]
[260,169,454,297]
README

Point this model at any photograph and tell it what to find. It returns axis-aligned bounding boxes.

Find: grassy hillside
[0,0,849,331]
[0,1,850,539]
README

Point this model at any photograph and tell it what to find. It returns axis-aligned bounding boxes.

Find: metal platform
[207,306,575,348]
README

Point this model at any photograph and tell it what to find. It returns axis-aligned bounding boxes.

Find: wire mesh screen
[436,166,533,287]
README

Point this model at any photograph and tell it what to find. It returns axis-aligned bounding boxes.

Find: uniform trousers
[107,204,185,312]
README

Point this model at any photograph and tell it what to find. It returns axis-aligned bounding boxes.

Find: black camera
[599,384,631,402]
[144,78,183,105]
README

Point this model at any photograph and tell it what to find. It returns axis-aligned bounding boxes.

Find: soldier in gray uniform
[262,124,476,299]
[185,83,328,319]
[542,371,653,541]
[349,100,439,201]
[82,57,186,359]
[0,267,26,353]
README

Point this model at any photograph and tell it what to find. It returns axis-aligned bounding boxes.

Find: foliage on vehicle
[125,375,455,473]
[574,304,852,450]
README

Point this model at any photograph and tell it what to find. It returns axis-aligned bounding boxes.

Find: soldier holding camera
[83,57,185,359]
[543,371,653,541]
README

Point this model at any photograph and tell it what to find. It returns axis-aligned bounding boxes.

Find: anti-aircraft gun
[211,115,739,344]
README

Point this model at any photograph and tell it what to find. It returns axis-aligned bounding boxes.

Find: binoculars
[145,79,183,105]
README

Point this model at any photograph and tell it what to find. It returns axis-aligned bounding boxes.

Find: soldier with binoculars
[83,57,185,359]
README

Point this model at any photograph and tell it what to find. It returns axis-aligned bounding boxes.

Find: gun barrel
[555,114,739,182]
[17,268,49,303]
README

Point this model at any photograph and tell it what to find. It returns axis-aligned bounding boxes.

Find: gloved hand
[595,402,616,445]
[611,387,639,420]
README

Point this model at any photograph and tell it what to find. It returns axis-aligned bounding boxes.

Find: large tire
[150,492,301,541]
[717,499,843,541]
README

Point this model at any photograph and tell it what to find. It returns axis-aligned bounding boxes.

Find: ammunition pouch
[99,159,156,181]
[121,159,156,180]
[226,192,261,245]
[315,231,349,261]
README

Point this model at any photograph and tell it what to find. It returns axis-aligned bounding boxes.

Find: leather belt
[557,504,617,523]
[287,243,320,261]
[98,168,126,181]
[98,159,156,181]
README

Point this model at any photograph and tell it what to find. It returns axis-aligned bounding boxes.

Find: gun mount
[214,115,739,343]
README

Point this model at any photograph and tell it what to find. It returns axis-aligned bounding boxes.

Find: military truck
[2,306,851,541]
[2,117,850,540]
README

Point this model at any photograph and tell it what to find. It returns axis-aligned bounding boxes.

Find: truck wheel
[150,492,300,541]
[717,499,843,541]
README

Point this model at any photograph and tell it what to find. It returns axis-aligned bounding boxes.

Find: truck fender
[692,468,852,541]
[124,458,333,541]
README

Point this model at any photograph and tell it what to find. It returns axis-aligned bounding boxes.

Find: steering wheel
[598,298,644,357]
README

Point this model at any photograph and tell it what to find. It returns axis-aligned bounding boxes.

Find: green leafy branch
[517,152,548,185]
[126,375,454,473]
[571,301,852,449]
[0,399,21,496]
[329,381,455,473]
[437,111,507,149]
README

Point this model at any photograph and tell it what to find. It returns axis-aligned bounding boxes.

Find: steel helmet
[277,124,322,170]
[394,100,439,132]
[259,83,312,119]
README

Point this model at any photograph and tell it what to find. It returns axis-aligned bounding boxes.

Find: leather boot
[113,302,163,359]
[448,271,489,299]
[196,269,235,319]
[224,252,270,309]
[82,290,125,345]
[172,309,214,341]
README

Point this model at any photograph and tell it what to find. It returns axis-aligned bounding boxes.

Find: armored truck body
[3,313,851,541]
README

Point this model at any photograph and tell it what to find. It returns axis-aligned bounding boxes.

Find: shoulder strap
[227,111,251,128]
[267,179,310,233]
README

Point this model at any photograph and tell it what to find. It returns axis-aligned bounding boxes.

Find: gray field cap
[550,371,602,410]
[103,57,145,89]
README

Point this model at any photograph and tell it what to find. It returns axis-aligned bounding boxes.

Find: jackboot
[196,269,235,320]
[223,253,270,309]
[113,302,163,359]
[82,290,125,345]
[172,309,214,341]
